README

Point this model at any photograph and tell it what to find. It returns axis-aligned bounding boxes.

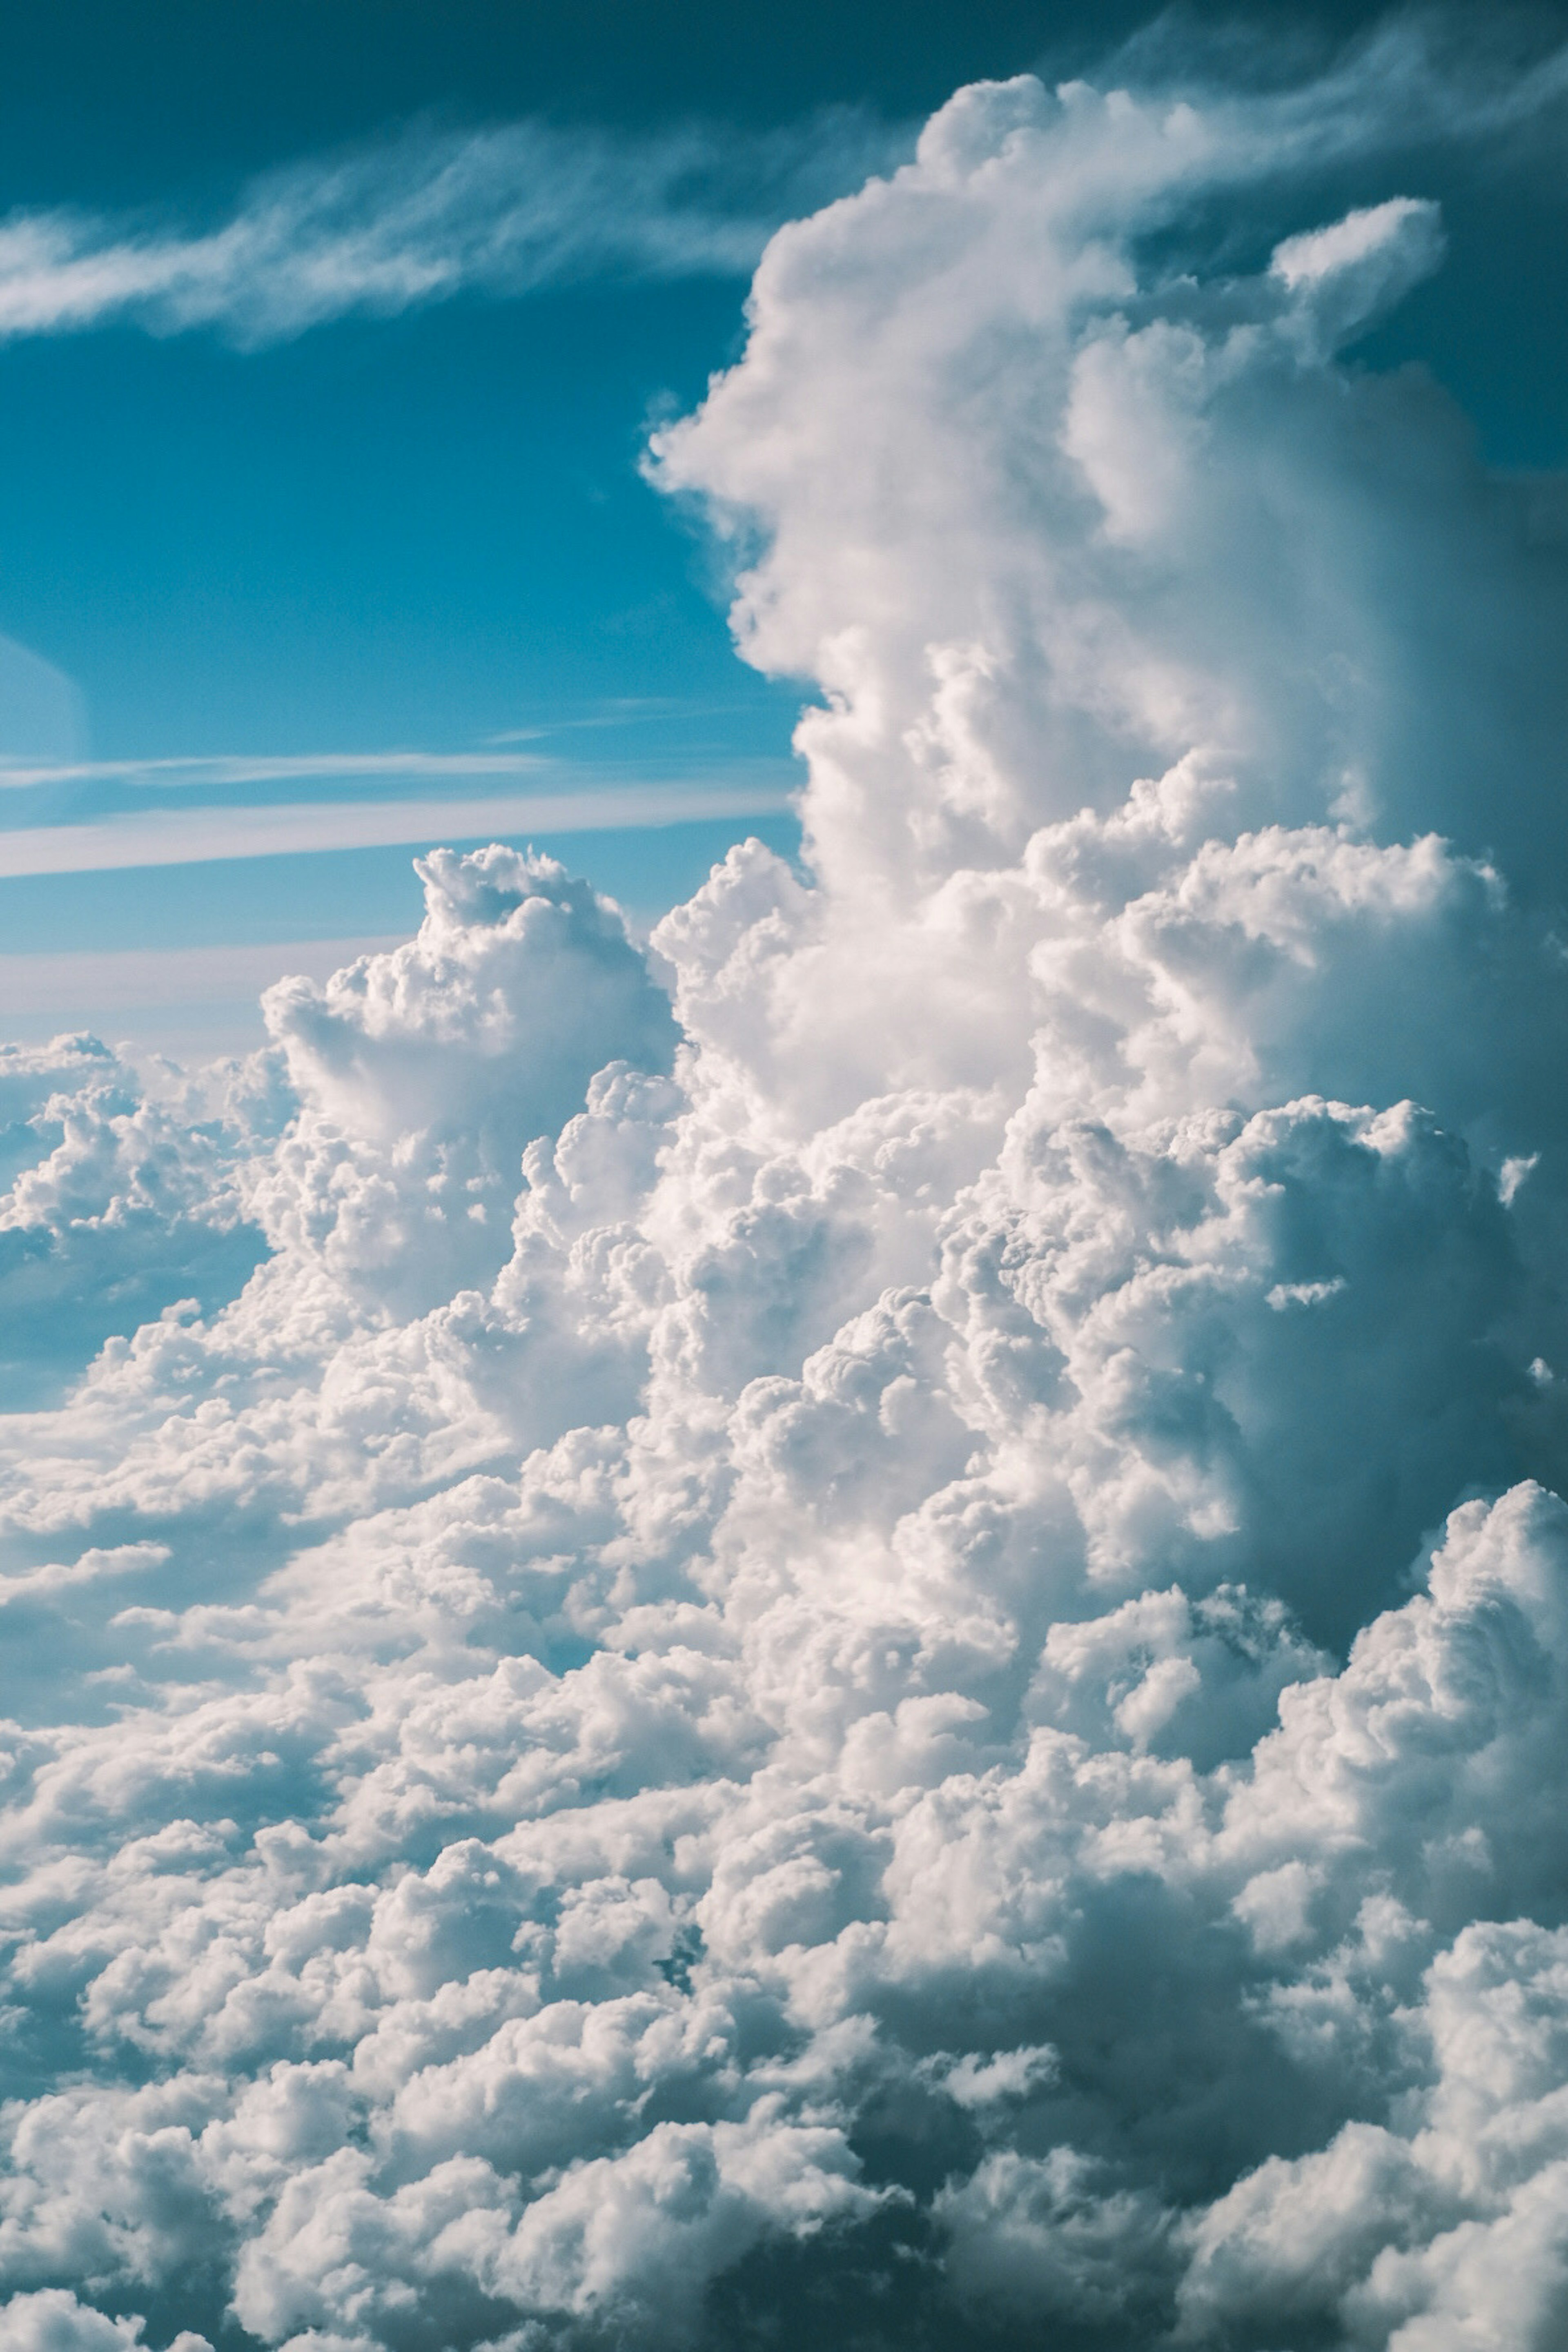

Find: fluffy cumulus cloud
[9,27,1568,2351]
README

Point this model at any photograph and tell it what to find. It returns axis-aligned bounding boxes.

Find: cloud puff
[254,846,679,1311]
[8,28,1568,2352]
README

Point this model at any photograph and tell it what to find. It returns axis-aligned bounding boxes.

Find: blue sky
[0,0,1564,1048]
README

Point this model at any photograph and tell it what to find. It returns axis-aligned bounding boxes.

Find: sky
[9,7,1568,2352]
[2,0,1568,1047]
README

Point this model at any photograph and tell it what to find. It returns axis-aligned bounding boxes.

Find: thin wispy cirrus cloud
[0,699,794,883]
[0,107,908,347]
[10,15,1568,2352]
[0,774,793,876]
[0,752,553,788]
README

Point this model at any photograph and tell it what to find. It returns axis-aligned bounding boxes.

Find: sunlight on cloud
[7,24,1568,2352]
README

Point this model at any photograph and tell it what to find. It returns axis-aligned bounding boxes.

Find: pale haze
[6,16,1568,2352]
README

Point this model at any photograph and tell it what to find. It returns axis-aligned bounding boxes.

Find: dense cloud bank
[9,37,1568,2352]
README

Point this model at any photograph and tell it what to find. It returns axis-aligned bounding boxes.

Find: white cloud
[0,112,904,348]
[0,778,791,879]
[252,845,679,1312]
[0,754,551,792]
[7,29,1568,2352]
[0,2291,192,2351]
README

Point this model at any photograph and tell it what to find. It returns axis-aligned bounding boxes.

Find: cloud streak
[0,110,905,345]
[0,750,550,791]
[0,775,793,875]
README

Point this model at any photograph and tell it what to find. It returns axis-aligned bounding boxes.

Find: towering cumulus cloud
[8,44,1568,2352]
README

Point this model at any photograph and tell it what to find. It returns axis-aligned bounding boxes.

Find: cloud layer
[6,31,1568,2352]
